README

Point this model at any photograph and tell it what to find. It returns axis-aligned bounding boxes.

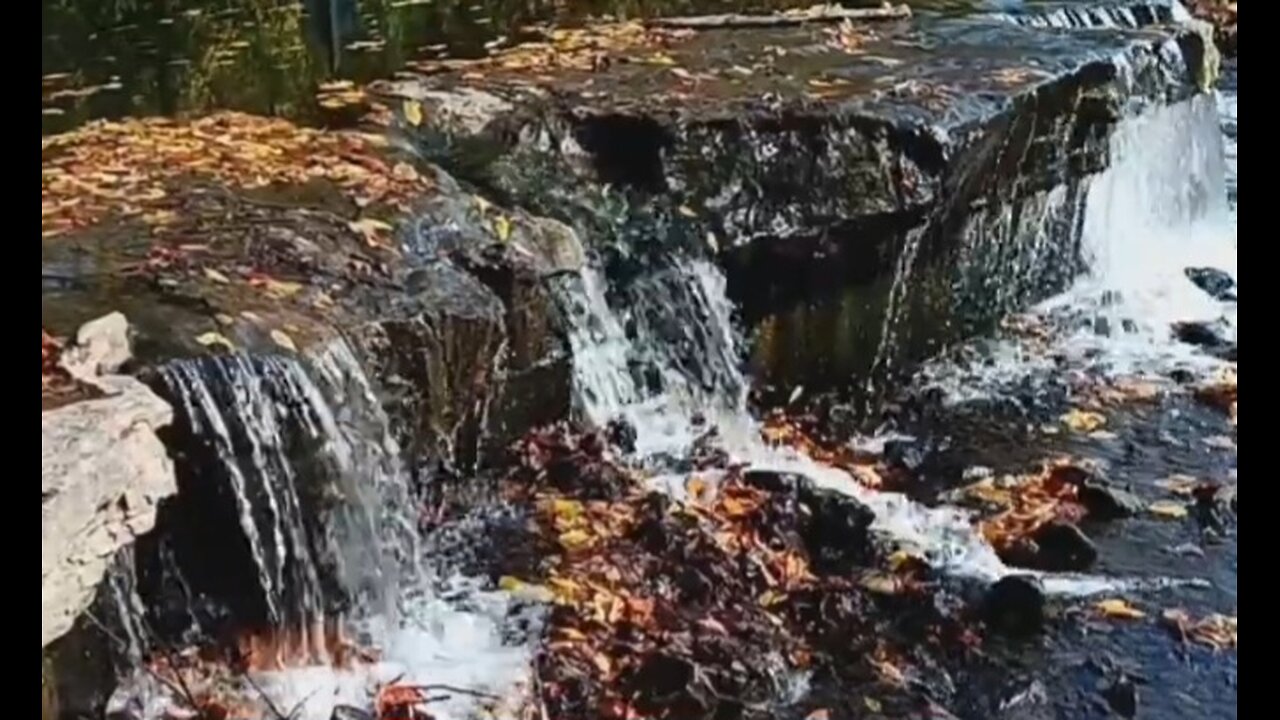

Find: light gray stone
[41,370,175,646]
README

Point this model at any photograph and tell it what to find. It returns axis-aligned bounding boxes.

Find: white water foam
[114,339,537,720]
[921,91,1237,398]
[563,257,1136,596]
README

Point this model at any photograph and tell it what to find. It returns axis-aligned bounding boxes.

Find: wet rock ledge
[377,4,1218,394]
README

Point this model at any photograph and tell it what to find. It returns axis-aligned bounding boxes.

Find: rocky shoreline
[42,4,1235,719]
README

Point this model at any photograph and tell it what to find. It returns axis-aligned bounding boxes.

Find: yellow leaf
[888,549,925,572]
[677,204,698,218]
[270,329,297,352]
[203,267,231,284]
[558,528,592,549]
[263,278,303,299]
[1061,408,1106,433]
[195,331,235,351]
[648,52,677,66]
[686,475,708,501]
[860,573,899,595]
[864,698,882,713]
[551,498,584,523]
[758,589,785,607]
[493,214,513,242]
[349,217,394,247]
[498,575,525,592]
[1095,598,1146,620]
[1149,500,1189,520]
[402,99,424,127]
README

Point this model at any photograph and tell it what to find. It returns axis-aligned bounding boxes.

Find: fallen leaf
[1061,409,1106,433]
[1096,598,1146,620]
[1155,474,1199,496]
[1148,501,1189,520]
[195,331,235,351]
[864,697,883,713]
[558,528,592,550]
[348,217,394,247]
[805,710,831,720]
[270,329,297,352]
[493,214,513,242]
[214,313,235,326]
[402,99,424,127]
[259,278,303,299]
[677,204,698,218]
[498,575,526,591]
[860,573,899,595]
[203,267,231,284]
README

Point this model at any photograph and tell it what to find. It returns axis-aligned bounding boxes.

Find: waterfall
[560,254,1133,594]
[1039,92,1236,372]
[107,338,534,719]
[996,1,1190,30]
[558,257,748,457]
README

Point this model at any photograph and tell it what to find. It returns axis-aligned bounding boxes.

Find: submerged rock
[1102,676,1140,719]
[1172,320,1237,360]
[999,520,1097,572]
[1185,266,1237,301]
[741,469,876,573]
[1050,464,1143,520]
[983,575,1046,636]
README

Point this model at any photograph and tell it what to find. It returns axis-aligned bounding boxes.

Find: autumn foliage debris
[41,112,428,238]
[503,424,977,720]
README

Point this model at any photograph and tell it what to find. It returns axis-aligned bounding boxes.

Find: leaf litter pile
[42,111,428,239]
[501,424,985,720]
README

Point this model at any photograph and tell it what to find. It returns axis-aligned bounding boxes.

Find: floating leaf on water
[805,710,832,720]
[705,230,719,253]
[1148,500,1189,520]
[1095,598,1146,620]
[270,329,297,352]
[214,313,235,326]
[677,204,698,218]
[240,310,263,323]
[1089,430,1119,440]
[1155,474,1199,496]
[648,52,678,66]
[865,697,883,713]
[203,267,231,284]
[195,331,235,351]
[1061,408,1106,432]
[498,575,525,592]
[402,99,425,127]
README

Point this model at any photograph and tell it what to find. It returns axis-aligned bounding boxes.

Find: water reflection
[43,0,872,134]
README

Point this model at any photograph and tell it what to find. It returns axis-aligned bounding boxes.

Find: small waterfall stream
[558,89,1235,598]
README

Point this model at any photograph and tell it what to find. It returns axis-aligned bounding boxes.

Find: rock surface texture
[41,316,176,647]
[376,4,1219,397]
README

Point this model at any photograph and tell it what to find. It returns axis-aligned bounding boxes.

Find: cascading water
[111,339,535,720]
[559,253,1131,595]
